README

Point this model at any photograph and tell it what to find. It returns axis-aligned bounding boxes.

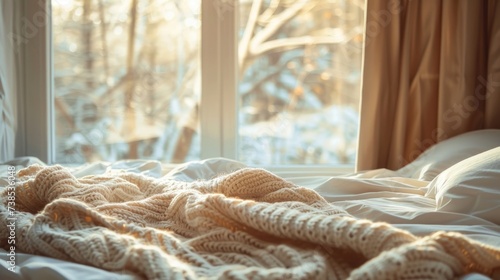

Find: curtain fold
[356,0,500,171]
[0,0,18,162]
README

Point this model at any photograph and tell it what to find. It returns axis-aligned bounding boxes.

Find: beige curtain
[356,0,500,171]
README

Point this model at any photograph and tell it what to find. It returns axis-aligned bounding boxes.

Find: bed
[1,130,500,280]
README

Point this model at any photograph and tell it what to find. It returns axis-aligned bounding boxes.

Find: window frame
[201,0,238,160]
[16,0,54,162]
[16,0,355,176]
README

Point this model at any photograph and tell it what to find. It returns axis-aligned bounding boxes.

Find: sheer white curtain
[0,0,18,162]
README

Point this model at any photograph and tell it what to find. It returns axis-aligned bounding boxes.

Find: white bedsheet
[1,157,499,280]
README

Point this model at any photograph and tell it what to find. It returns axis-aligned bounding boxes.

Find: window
[19,0,365,174]
[237,1,364,166]
[52,0,202,163]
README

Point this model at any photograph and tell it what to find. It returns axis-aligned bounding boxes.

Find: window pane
[52,0,200,164]
[238,0,365,165]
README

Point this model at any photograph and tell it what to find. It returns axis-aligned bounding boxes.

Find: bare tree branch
[257,0,281,24]
[55,97,75,130]
[249,0,311,55]
[239,0,263,68]
[251,29,359,56]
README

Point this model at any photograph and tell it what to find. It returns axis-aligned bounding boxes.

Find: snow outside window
[49,0,364,167]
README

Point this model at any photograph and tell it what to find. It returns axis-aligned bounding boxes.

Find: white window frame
[16,0,355,176]
[201,0,238,160]
[15,0,53,163]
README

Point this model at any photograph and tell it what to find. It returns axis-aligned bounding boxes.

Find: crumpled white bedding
[1,155,499,280]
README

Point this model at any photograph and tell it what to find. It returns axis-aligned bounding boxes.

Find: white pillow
[426,147,500,224]
[397,129,500,181]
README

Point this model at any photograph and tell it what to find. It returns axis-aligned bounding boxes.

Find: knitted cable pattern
[1,164,500,279]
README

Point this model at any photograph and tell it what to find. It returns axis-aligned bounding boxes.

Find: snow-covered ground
[239,105,359,165]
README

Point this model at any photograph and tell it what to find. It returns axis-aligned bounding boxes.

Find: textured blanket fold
[1,164,500,279]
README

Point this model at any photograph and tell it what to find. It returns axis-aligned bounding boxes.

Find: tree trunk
[125,0,139,159]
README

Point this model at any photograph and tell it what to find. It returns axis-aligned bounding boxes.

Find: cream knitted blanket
[1,165,500,279]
